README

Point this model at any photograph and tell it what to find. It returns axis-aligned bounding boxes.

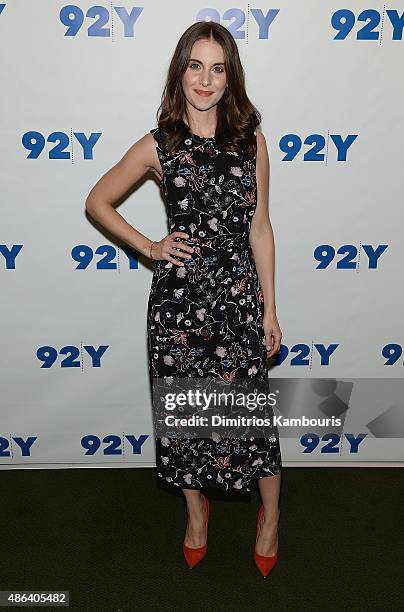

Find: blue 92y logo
[81,434,149,456]
[196,8,279,39]
[274,344,339,367]
[72,245,140,269]
[280,133,358,162]
[301,433,367,453]
[36,345,109,368]
[314,244,388,270]
[22,131,101,160]
[331,8,404,41]
[60,5,143,37]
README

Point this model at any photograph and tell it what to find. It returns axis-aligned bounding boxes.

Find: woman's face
[181,38,227,111]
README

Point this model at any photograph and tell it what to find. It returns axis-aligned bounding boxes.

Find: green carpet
[1,467,402,611]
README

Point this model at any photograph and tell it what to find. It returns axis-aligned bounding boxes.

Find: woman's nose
[201,70,210,85]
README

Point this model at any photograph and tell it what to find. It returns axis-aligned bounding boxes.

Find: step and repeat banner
[1,1,403,469]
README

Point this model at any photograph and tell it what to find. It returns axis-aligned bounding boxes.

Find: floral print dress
[147,126,282,493]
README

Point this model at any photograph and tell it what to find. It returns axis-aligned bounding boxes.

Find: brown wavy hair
[154,21,261,155]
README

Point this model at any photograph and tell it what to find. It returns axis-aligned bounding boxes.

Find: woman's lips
[194,90,214,97]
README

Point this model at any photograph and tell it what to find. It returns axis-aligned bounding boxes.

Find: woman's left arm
[249,130,282,358]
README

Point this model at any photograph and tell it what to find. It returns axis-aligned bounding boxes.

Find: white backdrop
[1,1,403,469]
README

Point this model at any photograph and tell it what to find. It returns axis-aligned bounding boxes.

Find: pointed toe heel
[253,505,279,578]
[183,494,210,569]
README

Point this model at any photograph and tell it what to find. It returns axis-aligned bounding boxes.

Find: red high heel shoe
[253,505,279,578]
[183,493,210,569]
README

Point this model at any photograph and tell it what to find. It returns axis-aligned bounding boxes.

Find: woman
[85,21,282,577]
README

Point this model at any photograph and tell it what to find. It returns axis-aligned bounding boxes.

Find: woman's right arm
[85,133,162,258]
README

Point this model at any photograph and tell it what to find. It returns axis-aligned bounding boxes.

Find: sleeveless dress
[147,126,282,493]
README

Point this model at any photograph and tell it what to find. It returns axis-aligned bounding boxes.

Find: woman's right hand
[150,232,194,266]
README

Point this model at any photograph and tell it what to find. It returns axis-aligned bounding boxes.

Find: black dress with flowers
[147,126,282,493]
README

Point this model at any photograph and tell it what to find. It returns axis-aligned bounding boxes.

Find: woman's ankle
[185,491,205,514]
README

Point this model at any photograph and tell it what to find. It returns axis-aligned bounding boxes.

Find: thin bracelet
[149,240,157,260]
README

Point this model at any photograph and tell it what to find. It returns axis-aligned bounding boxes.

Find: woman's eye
[189,63,224,73]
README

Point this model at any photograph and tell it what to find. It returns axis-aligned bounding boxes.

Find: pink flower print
[230,166,243,177]
[230,278,247,297]
[215,346,227,358]
[207,217,218,232]
[252,457,263,467]
[176,266,187,278]
[195,308,206,321]
[183,473,193,485]
[223,369,237,382]
[174,331,188,346]
[174,176,186,187]
[163,355,175,366]
[245,189,256,204]
[248,364,258,376]
[179,152,196,165]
